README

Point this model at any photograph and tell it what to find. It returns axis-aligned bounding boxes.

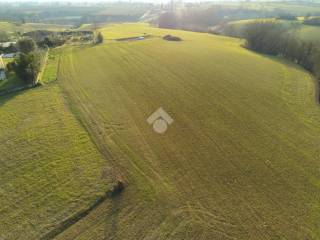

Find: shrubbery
[163,35,182,41]
[17,37,36,54]
[95,32,104,44]
[38,37,66,48]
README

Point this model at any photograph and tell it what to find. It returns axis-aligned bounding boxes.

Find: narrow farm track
[56,24,320,239]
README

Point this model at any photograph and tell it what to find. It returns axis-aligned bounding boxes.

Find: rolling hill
[1,23,320,239]
[53,24,320,239]
[0,83,112,239]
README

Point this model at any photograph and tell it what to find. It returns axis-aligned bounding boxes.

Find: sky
[0,0,217,2]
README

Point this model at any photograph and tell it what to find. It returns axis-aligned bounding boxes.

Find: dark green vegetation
[243,21,320,79]
[95,32,104,44]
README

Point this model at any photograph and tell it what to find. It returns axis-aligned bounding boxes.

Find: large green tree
[17,37,36,54]
[14,52,41,84]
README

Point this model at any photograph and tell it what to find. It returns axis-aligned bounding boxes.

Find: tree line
[244,21,320,80]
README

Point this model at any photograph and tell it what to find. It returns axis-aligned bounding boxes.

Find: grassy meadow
[0,82,112,238]
[0,22,69,34]
[52,24,320,239]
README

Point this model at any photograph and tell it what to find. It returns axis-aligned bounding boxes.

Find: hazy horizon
[0,0,228,2]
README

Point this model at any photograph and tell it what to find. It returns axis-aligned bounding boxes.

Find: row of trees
[244,21,320,80]
[304,17,320,26]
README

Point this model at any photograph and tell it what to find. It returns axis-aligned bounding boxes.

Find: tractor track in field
[58,47,176,193]
[50,28,320,239]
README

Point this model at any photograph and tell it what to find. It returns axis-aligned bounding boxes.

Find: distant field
[55,24,320,239]
[223,18,320,42]
[221,2,320,15]
[0,22,69,34]
[295,24,320,42]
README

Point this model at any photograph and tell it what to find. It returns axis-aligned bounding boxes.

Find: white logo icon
[147,107,174,134]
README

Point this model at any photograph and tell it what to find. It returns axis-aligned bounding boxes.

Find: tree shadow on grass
[0,85,39,109]
[104,194,122,239]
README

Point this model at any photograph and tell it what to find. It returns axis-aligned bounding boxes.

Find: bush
[38,37,66,48]
[163,35,182,41]
[95,32,104,44]
[107,180,125,198]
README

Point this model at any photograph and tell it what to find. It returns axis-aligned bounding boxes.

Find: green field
[0,22,69,33]
[41,48,63,84]
[47,24,320,239]
[295,24,320,42]
[0,80,112,239]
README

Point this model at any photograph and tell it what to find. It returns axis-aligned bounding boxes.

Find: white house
[0,42,16,48]
[2,53,15,58]
[0,56,6,81]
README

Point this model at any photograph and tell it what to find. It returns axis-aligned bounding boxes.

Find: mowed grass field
[55,24,320,239]
[0,85,112,238]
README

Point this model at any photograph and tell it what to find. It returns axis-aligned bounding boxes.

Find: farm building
[0,42,16,48]
[0,56,6,80]
[2,53,16,58]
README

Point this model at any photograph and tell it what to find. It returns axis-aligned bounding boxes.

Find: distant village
[0,29,94,81]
